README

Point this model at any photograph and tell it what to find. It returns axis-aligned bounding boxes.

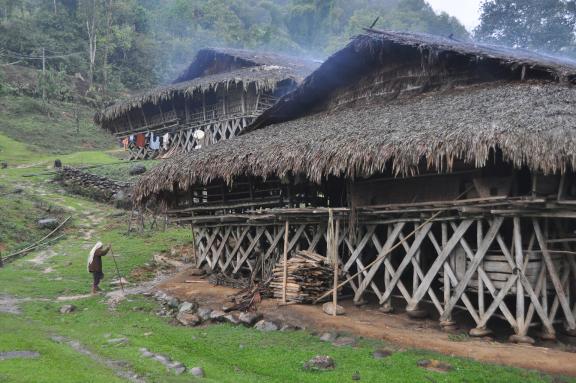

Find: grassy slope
[0,97,572,382]
[0,95,115,155]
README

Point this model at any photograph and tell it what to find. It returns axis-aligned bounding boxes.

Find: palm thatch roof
[133,30,576,203]
[134,81,576,203]
[94,48,318,127]
[248,29,576,131]
[173,47,318,83]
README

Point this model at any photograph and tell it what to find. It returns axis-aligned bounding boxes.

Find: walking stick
[110,246,125,293]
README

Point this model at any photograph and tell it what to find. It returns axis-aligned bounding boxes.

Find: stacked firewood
[226,277,272,312]
[271,250,333,303]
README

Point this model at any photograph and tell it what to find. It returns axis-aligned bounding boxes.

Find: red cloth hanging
[135,133,146,148]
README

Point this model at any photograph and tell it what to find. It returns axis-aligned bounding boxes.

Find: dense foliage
[475,0,576,55]
[0,0,468,96]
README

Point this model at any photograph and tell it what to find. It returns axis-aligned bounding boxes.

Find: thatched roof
[173,47,318,83]
[248,29,576,131]
[133,81,576,203]
[95,48,318,127]
[133,30,576,203]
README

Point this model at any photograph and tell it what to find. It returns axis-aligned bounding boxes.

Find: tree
[475,0,576,54]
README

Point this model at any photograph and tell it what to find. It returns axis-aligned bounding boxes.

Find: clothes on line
[135,133,146,148]
[149,133,161,150]
[121,137,129,150]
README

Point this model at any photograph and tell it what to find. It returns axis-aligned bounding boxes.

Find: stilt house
[134,30,576,342]
[94,48,317,160]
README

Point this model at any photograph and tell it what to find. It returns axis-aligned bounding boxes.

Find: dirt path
[158,270,576,377]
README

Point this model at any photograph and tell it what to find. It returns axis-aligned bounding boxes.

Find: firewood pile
[59,166,131,198]
[271,250,334,303]
[226,277,272,312]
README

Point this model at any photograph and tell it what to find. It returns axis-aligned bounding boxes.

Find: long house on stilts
[94,48,317,160]
[133,30,576,343]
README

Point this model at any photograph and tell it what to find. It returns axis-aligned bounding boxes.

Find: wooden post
[513,217,525,334]
[332,219,340,316]
[282,220,289,304]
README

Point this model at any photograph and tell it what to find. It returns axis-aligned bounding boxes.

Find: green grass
[0,95,115,155]
[15,296,558,383]
[0,314,126,383]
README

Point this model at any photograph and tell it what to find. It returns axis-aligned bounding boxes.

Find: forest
[1,0,576,100]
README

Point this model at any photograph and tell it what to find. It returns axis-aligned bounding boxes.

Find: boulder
[178,301,197,314]
[168,362,186,375]
[303,355,335,371]
[190,367,205,377]
[254,320,278,332]
[238,312,262,326]
[128,164,146,175]
[176,312,201,327]
[38,218,59,230]
[59,304,76,314]
[322,302,345,316]
[166,297,180,309]
[197,307,212,321]
[224,313,240,325]
[209,310,226,322]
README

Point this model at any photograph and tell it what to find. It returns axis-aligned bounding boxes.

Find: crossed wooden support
[193,215,576,337]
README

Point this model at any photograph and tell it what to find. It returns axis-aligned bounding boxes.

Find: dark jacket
[88,245,110,273]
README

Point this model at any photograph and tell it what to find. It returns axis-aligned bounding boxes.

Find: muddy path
[158,269,576,377]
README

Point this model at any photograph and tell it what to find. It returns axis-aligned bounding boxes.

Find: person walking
[87,242,111,294]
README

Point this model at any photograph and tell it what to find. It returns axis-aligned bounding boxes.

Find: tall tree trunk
[102,0,113,97]
[86,0,97,90]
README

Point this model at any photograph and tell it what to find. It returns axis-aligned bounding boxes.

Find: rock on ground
[129,165,146,175]
[176,312,201,327]
[197,307,212,321]
[303,355,335,371]
[209,310,226,321]
[178,301,197,313]
[322,302,345,316]
[37,218,59,229]
[238,312,262,326]
[254,320,278,332]
[190,367,205,377]
[59,304,76,314]
[319,332,337,342]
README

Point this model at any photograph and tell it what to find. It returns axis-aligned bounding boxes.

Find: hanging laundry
[162,132,171,150]
[121,137,129,150]
[129,135,135,143]
[149,133,161,150]
[135,133,146,148]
